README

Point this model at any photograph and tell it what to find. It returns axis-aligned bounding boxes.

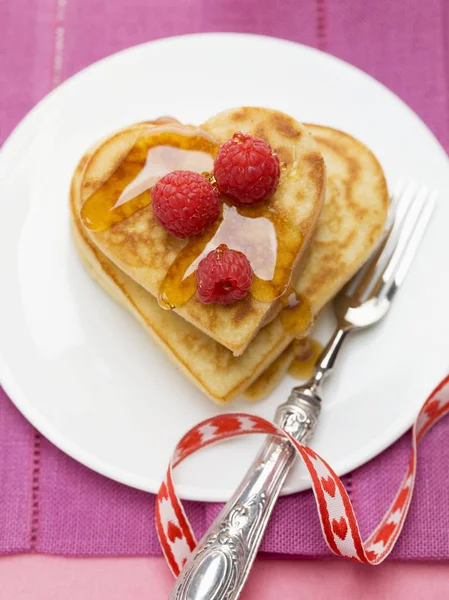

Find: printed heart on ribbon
[321,476,336,497]
[214,415,243,435]
[425,399,440,417]
[156,374,449,576]
[373,522,396,546]
[392,487,409,513]
[167,521,184,544]
[178,429,203,458]
[365,550,378,561]
[332,517,348,540]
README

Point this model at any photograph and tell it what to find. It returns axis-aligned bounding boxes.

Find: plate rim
[1,32,448,502]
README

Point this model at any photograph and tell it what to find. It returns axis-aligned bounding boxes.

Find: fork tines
[344,181,437,305]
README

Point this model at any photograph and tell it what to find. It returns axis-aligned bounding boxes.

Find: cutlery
[170,182,437,600]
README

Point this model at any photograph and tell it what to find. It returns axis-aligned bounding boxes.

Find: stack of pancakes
[70,107,388,404]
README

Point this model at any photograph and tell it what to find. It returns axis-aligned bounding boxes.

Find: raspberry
[196,244,253,305]
[214,132,281,205]
[152,170,220,238]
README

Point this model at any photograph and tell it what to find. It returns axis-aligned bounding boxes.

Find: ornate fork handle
[169,392,321,600]
[169,327,350,600]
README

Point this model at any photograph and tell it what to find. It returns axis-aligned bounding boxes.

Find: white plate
[0,33,448,502]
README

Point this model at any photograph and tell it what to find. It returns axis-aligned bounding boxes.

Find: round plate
[0,33,448,502]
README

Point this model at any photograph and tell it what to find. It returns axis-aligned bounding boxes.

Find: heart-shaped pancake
[70,123,388,404]
[76,108,326,356]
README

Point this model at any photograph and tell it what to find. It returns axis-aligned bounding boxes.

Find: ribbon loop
[156,375,449,576]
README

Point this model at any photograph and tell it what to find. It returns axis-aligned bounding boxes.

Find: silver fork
[170,182,437,600]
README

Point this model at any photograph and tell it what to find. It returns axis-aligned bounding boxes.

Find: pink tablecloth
[1,0,449,563]
[1,556,448,599]
[1,3,449,596]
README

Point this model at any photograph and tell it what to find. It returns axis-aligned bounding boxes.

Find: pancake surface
[71,123,388,404]
[295,124,389,309]
[76,108,325,355]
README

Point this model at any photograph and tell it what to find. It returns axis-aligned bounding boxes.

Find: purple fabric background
[1,0,448,559]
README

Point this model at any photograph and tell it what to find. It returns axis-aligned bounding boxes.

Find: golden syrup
[80,124,219,232]
[279,287,314,337]
[80,122,306,310]
[158,202,299,308]
[244,345,295,402]
[288,338,323,380]
[158,217,222,309]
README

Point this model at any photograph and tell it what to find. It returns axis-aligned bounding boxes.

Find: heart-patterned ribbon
[156,375,449,576]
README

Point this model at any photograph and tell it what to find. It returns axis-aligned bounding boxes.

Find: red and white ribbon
[156,375,449,576]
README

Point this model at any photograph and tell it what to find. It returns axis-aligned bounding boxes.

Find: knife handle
[169,391,321,600]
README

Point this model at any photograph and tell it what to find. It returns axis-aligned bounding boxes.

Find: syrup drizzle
[80,125,218,232]
[158,202,299,308]
[244,336,323,401]
[80,123,307,316]
[243,346,294,401]
[288,338,324,380]
[279,287,314,337]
